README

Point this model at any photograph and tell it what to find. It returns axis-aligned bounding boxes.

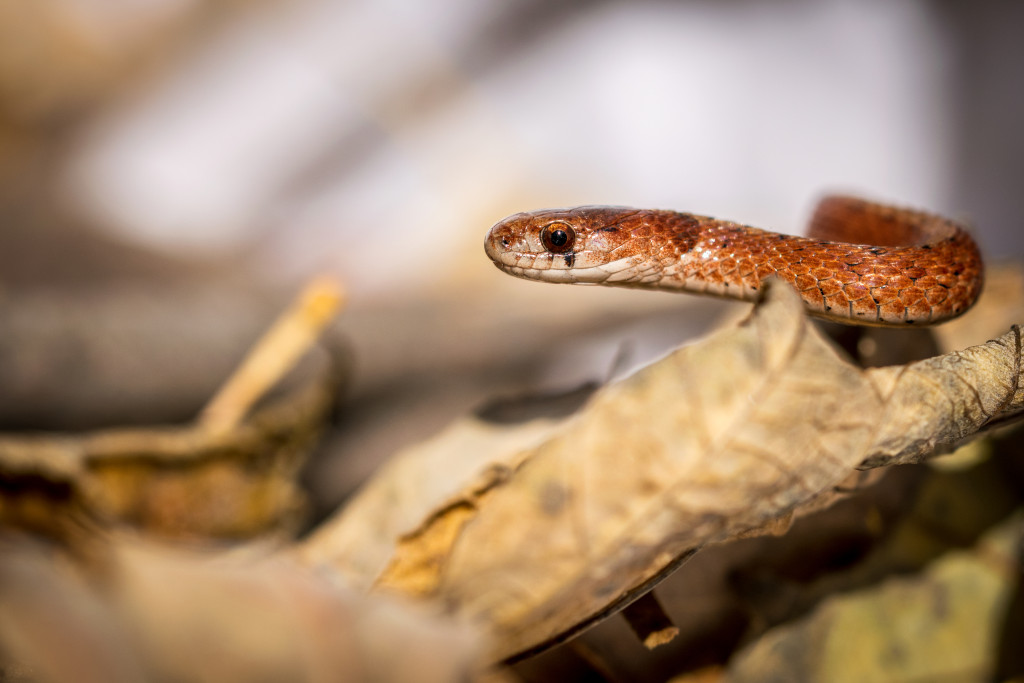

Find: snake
[484,195,983,326]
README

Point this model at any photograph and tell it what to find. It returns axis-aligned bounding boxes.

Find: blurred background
[1,0,1022,507]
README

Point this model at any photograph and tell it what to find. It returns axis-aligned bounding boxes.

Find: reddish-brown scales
[483,196,984,326]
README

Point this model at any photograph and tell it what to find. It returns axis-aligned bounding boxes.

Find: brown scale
[484,196,984,326]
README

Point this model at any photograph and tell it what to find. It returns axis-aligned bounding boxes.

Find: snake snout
[483,228,506,264]
[484,220,529,266]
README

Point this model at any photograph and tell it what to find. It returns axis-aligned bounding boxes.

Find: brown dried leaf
[0,278,347,541]
[0,360,334,541]
[300,418,561,590]
[0,534,491,683]
[723,513,1022,682]
[862,329,1022,467]
[303,280,1023,663]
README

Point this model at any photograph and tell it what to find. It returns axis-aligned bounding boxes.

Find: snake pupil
[541,223,575,254]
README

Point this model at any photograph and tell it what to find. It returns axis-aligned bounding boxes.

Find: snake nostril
[501,235,512,249]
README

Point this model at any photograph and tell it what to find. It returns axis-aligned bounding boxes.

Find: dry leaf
[862,329,1022,467]
[0,279,347,541]
[724,512,1022,682]
[0,534,491,683]
[303,280,1023,663]
[300,417,562,591]
[0,356,335,541]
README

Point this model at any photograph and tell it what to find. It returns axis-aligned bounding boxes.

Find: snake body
[484,196,983,326]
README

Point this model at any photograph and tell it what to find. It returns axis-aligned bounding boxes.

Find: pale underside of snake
[484,196,984,326]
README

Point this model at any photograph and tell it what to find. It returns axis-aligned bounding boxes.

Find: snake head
[484,206,666,285]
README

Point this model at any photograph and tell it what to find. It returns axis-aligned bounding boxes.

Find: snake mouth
[490,255,643,285]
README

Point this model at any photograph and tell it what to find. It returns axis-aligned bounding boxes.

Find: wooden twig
[199,276,345,435]
[622,591,679,649]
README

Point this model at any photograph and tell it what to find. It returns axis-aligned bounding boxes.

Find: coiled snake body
[484,196,983,326]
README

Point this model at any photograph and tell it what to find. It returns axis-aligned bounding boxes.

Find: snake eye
[541,222,575,254]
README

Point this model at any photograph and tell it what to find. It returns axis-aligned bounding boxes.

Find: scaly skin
[483,196,983,326]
